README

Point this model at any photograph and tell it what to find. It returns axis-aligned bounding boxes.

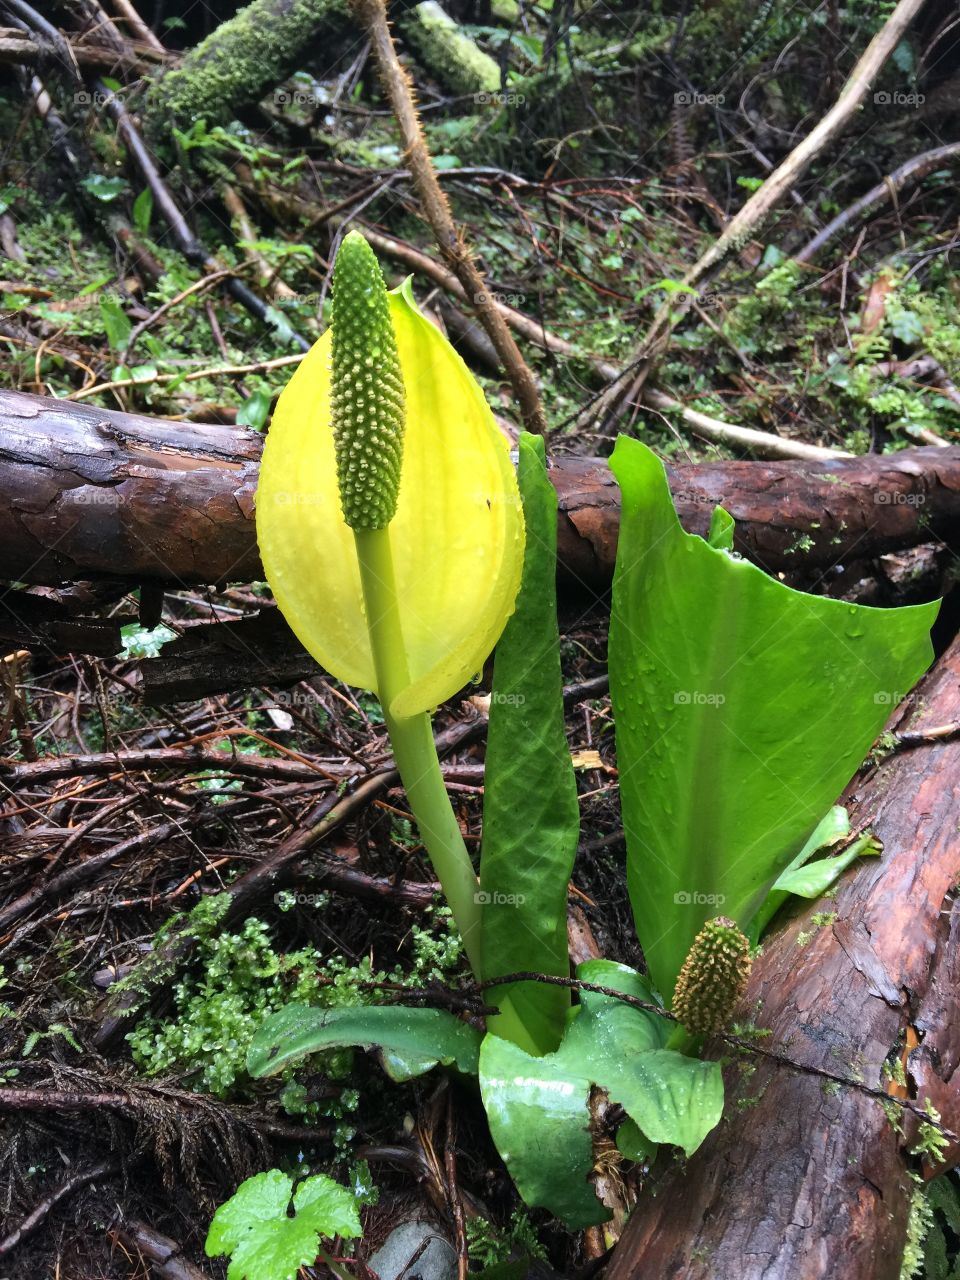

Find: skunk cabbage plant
[251,232,940,1228]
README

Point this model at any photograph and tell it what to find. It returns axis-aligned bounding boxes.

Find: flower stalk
[354,525,484,976]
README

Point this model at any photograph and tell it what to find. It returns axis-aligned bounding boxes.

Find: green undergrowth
[127,893,463,1130]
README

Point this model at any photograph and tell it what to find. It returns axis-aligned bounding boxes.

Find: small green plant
[205,1169,362,1280]
[466,1209,547,1269]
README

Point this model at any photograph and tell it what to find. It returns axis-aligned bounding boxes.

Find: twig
[121,267,237,363]
[643,387,852,461]
[796,143,960,262]
[0,1159,118,1257]
[351,0,546,433]
[444,1091,469,1280]
[1,745,338,787]
[221,183,298,302]
[98,86,310,353]
[0,820,181,935]
[66,352,305,400]
[107,0,165,52]
[111,1221,212,1280]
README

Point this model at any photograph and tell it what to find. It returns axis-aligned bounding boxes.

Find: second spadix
[256,231,524,721]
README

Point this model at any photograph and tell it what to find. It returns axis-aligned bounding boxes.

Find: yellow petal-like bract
[256,280,525,719]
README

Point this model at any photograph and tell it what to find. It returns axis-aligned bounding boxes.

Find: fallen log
[606,632,960,1280]
[2,390,959,594]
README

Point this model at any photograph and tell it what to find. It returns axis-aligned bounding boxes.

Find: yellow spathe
[256,281,525,719]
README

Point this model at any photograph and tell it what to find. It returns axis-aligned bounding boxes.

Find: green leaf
[120,622,175,659]
[892,39,915,75]
[479,1032,605,1228]
[79,273,113,297]
[206,1170,361,1280]
[237,389,273,430]
[634,276,696,301]
[563,961,722,1157]
[615,1117,657,1163]
[707,505,735,550]
[293,1176,362,1239]
[264,304,297,347]
[246,1004,482,1079]
[608,438,938,998]
[601,1048,723,1154]
[227,1218,320,1280]
[207,1170,291,1258]
[132,187,153,234]
[479,960,721,1225]
[100,296,131,351]
[480,433,580,1053]
[80,174,128,203]
[771,833,881,900]
[751,804,849,937]
[890,309,925,344]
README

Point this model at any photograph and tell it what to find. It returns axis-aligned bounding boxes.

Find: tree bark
[606,632,960,1280]
[2,390,959,593]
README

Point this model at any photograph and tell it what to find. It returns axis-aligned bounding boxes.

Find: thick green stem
[354,527,484,977]
[665,1024,698,1055]
[385,707,484,976]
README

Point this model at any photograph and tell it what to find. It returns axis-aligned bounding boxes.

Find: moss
[147,0,349,128]
[399,2,501,96]
[127,903,462,1099]
[901,1174,934,1280]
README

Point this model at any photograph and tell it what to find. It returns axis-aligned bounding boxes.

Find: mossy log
[2,388,958,591]
[397,1,501,96]
[146,0,501,128]
[146,0,350,128]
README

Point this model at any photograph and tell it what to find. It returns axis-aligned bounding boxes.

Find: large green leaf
[608,438,938,998]
[246,1004,482,1080]
[479,1031,605,1229]
[563,961,722,1157]
[479,960,722,1226]
[480,433,580,1053]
